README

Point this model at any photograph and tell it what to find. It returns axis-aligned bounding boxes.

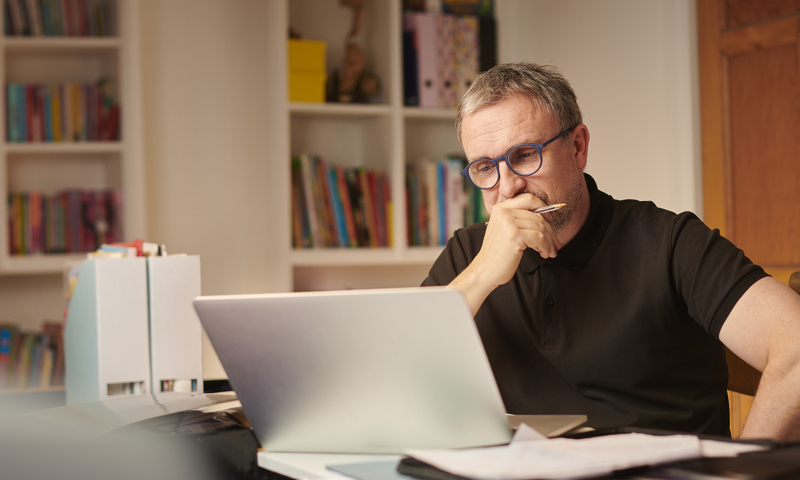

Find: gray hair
[456,62,583,145]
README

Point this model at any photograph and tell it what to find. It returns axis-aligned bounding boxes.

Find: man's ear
[572,124,589,170]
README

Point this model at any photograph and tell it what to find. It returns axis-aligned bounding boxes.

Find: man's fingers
[492,193,547,212]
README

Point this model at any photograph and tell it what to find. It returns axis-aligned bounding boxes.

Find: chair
[726,271,800,396]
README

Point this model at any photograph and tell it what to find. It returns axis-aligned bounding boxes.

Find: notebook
[193,287,512,454]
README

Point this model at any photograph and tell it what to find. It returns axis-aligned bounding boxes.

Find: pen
[485,204,567,226]
[533,203,566,214]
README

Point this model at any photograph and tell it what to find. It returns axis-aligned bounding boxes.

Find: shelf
[4,142,123,155]
[0,253,86,275]
[403,107,457,120]
[290,246,443,267]
[0,385,65,395]
[2,37,120,53]
[290,102,393,117]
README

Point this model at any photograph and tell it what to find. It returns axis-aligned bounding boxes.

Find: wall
[496,0,701,215]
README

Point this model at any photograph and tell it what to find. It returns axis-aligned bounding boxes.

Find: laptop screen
[193,287,511,454]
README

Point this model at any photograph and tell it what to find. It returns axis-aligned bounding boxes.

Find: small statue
[332,0,380,103]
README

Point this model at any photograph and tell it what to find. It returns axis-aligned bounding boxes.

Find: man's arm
[719,276,800,441]
[447,194,560,315]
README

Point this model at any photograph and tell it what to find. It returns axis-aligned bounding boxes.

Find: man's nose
[497,162,526,198]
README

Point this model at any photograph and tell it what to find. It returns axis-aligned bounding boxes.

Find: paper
[406,424,703,480]
[700,439,769,457]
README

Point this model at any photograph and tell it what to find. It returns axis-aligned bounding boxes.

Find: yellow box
[289,72,327,103]
[288,39,327,73]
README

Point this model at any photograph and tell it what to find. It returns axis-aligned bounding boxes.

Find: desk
[14,393,800,480]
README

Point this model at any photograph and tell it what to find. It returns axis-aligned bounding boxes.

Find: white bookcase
[0,0,144,276]
[281,0,466,292]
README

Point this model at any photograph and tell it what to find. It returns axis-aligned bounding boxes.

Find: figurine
[332,0,380,103]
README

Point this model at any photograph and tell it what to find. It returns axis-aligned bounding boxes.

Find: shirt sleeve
[669,212,768,338]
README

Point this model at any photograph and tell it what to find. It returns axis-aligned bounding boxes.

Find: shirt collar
[520,173,613,273]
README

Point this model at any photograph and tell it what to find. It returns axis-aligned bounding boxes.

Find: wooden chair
[726,272,800,396]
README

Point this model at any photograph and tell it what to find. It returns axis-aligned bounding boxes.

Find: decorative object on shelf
[328,0,381,104]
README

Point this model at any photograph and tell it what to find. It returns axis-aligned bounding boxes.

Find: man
[422,63,800,440]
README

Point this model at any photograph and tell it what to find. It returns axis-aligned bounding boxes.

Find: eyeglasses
[460,128,573,190]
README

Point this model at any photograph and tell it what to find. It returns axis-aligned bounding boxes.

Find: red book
[359,169,378,247]
[25,84,34,142]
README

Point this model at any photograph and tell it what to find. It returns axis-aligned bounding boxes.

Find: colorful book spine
[406,155,479,246]
[4,0,112,37]
[3,80,119,143]
[290,158,391,249]
[6,188,123,255]
[0,323,65,390]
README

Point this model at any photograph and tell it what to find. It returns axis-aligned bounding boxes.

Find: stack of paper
[406,424,703,480]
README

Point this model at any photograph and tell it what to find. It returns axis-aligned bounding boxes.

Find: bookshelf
[284,0,474,291]
[0,0,145,276]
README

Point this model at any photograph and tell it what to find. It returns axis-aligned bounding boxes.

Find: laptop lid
[193,287,512,454]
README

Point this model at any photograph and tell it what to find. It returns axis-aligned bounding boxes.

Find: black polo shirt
[422,174,767,436]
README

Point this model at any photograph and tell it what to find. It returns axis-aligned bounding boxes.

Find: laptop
[194,287,585,456]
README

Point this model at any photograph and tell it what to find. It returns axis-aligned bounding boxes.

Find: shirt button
[543,259,553,265]
[545,299,555,308]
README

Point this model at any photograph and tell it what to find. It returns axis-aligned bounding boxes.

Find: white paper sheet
[406,424,703,480]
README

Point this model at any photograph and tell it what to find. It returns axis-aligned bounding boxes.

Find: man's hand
[448,194,562,315]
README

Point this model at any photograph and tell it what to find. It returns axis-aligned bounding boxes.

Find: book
[0,325,15,388]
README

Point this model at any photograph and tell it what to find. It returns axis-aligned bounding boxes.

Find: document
[406,424,703,480]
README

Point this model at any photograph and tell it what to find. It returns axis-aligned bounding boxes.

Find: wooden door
[698,0,800,437]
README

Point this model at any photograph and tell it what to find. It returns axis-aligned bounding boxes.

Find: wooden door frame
[697,0,799,285]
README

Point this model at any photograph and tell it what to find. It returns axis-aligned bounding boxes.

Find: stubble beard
[529,173,583,233]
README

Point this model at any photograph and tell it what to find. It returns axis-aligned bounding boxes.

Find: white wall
[139,0,288,297]
[496,0,701,215]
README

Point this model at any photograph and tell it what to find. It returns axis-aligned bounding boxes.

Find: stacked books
[0,321,64,390]
[292,154,391,249]
[6,81,120,143]
[7,189,123,255]
[406,155,487,246]
[4,0,114,37]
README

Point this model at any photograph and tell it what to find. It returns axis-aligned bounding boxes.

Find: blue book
[327,167,349,247]
[18,84,28,142]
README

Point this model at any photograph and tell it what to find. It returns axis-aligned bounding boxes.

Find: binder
[147,255,203,394]
[454,15,479,100]
[479,16,497,72]
[403,13,420,106]
[414,13,440,108]
[435,14,458,108]
[64,258,151,405]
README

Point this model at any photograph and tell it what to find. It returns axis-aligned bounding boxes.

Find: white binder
[65,258,151,405]
[147,255,203,394]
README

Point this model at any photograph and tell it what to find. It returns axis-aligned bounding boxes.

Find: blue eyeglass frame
[460,128,573,190]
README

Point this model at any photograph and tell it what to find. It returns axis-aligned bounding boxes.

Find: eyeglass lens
[467,145,541,189]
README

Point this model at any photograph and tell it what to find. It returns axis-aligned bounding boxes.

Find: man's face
[461,95,586,232]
